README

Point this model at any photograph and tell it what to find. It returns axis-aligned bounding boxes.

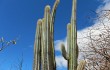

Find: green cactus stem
[33,0,60,70]
[61,0,86,70]
[33,19,42,70]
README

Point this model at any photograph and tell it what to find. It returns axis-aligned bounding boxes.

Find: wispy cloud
[101,0,110,3]
[56,56,67,68]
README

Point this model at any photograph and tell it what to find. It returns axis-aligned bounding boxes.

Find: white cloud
[102,0,110,3]
[55,1,110,69]
[55,56,67,68]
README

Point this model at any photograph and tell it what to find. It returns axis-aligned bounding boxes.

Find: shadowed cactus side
[61,0,86,70]
[33,0,60,70]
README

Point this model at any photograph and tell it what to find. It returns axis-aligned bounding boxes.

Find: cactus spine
[61,0,86,70]
[33,0,60,70]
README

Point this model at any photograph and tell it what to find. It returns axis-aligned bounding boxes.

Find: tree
[0,37,16,51]
[80,10,110,70]
[10,53,24,70]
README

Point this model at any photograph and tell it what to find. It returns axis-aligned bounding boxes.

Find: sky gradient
[0,0,104,70]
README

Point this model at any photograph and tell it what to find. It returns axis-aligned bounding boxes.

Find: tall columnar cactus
[61,0,86,70]
[33,19,42,70]
[33,0,60,70]
[33,20,42,70]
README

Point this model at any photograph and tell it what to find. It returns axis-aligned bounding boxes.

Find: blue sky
[0,0,105,70]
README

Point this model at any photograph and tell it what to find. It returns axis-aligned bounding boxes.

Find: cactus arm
[77,60,86,70]
[50,0,60,69]
[46,0,59,70]
[46,6,55,70]
[51,0,60,24]
[33,19,42,70]
[43,5,51,70]
[33,24,37,70]
[38,20,42,70]
[61,44,70,60]
[71,0,77,70]
[67,23,72,70]
[46,5,51,70]
[41,18,45,70]
[67,23,71,57]
[36,20,42,70]
[33,37,36,70]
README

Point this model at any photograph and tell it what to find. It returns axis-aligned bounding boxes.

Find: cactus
[61,0,86,70]
[33,0,60,70]
[33,19,42,70]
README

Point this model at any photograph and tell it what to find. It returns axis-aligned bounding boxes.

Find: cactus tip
[67,23,71,30]
[37,19,42,25]
[56,0,60,3]
[61,43,65,53]
[45,5,50,12]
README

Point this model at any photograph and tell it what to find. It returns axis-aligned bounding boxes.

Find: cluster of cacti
[61,0,86,70]
[33,0,86,70]
[33,0,60,70]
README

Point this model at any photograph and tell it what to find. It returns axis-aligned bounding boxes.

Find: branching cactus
[33,0,60,70]
[61,0,86,70]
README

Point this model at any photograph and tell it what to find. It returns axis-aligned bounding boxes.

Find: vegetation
[61,0,86,70]
[0,37,16,51]
[33,0,60,70]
